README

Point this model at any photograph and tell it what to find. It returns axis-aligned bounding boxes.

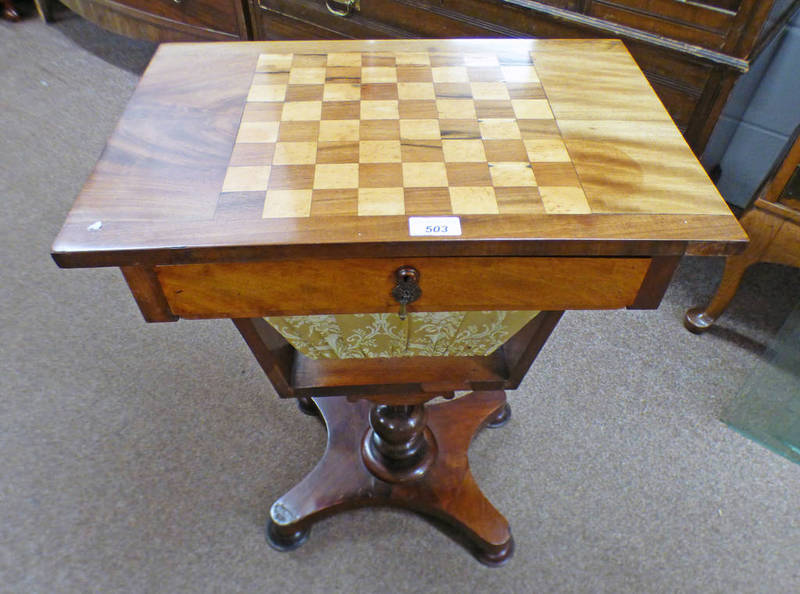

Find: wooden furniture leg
[267,391,516,566]
[2,0,20,21]
[685,205,785,333]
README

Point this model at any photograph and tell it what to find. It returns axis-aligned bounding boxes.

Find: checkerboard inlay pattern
[218,51,591,219]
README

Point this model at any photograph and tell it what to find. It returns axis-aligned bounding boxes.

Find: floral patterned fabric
[265,311,539,359]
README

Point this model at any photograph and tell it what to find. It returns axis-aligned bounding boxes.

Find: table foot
[296,395,319,417]
[267,391,513,564]
[486,402,511,428]
[266,517,310,551]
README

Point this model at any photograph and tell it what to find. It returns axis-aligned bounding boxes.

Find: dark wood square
[359,163,403,187]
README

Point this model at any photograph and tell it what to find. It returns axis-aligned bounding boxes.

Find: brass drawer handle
[325,0,359,17]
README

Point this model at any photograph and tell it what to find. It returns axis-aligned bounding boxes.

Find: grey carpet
[2,12,800,594]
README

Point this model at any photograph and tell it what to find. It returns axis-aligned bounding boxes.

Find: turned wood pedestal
[268,392,514,566]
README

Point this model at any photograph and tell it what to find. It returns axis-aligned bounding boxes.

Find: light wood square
[501,66,539,82]
[489,162,537,187]
[318,120,360,142]
[248,84,287,102]
[396,52,430,66]
[479,119,521,140]
[222,166,271,192]
[430,53,464,67]
[464,54,499,67]
[432,67,468,83]
[362,54,396,67]
[524,138,571,162]
[289,68,326,85]
[470,82,509,101]
[242,103,282,123]
[539,186,591,214]
[314,163,359,189]
[402,162,448,187]
[281,101,322,121]
[292,54,327,67]
[358,187,405,216]
[229,143,275,167]
[273,142,317,165]
[359,140,402,163]
[436,99,476,120]
[362,67,397,83]
[400,119,441,140]
[327,53,362,67]
[442,139,486,162]
[512,99,554,119]
[466,67,504,83]
[397,82,436,100]
[263,189,312,218]
[253,72,290,85]
[361,100,400,120]
[257,53,293,72]
[449,187,499,214]
[236,121,279,143]
[323,83,361,101]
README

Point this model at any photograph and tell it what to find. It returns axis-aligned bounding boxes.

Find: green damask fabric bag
[265,311,539,359]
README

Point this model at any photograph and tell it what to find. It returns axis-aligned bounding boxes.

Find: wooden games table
[52,39,746,565]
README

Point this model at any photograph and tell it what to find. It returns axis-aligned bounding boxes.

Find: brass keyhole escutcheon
[391,266,421,320]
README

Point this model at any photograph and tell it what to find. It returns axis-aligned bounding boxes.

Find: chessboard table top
[52,39,746,268]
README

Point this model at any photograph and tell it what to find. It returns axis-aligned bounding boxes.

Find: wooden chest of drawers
[53,0,799,154]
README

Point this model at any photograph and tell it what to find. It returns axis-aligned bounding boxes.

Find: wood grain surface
[156,256,652,318]
[52,39,746,270]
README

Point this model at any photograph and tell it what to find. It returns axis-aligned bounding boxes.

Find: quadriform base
[266,392,515,566]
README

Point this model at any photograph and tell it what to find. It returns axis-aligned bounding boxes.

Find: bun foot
[266,519,310,552]
[475,535,515,567]
[2,5,20,21]
[684,307,716,334]
[486,402,511,428]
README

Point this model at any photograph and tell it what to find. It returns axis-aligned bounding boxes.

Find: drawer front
[156,257,653,319]
[123,0,241,35]
[587,0,732,50]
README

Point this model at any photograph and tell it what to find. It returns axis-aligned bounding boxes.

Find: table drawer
[122,0,241,35]
[155,257,653,319]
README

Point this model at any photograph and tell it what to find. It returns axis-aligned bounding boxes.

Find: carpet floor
[2,9,799,594]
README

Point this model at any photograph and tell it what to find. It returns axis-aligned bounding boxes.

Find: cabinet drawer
[123,0,241,35]
[587,0,732,50]
[156,256,653,319]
